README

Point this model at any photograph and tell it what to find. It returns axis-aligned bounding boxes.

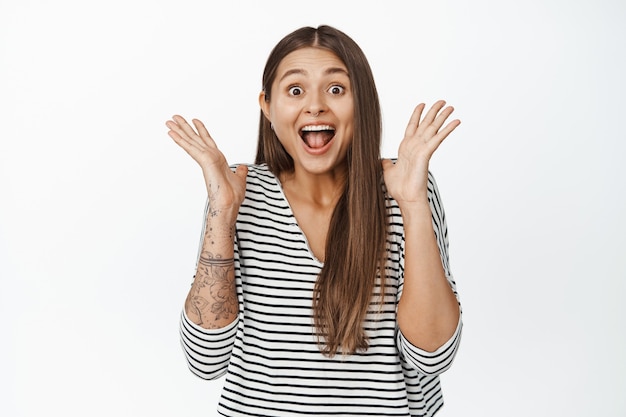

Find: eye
[288,86,303,96]
[328,85,345,95]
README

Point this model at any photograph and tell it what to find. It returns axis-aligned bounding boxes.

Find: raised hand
[166,115,248,218]
[382,100,460,205]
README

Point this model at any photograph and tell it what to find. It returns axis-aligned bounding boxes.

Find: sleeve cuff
[397,315,463,376]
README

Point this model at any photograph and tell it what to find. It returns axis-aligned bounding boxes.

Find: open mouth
[300,125,336,149]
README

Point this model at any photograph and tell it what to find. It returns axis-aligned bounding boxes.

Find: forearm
[184,206,239,329]
[397,200,460,352]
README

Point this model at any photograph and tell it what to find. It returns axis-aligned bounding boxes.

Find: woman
[166,25,462,417]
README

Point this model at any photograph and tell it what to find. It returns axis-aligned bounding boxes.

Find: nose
[305,90,326,117]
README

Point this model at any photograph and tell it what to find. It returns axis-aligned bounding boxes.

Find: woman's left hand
[382,100,460,204]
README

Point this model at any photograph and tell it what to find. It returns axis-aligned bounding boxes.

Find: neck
[280,165,347,208]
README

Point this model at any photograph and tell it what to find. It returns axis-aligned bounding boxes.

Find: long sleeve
[397,316,462,376]
[179,197,240,380]
[396,171,463,376]
[180,310,238,380]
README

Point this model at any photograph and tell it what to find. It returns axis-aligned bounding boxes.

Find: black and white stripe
[180,164,462,417]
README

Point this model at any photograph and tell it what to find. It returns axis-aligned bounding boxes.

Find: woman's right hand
[166,115,248,218]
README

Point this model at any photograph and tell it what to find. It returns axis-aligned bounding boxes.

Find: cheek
[344,129,354,147]
[339,103,355,127]
[343,114,354,138]
[270,103,297,128]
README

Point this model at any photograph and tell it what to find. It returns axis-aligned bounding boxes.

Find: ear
[258,91,271,121]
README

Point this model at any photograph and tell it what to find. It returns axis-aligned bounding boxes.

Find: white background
[1,0,625,416]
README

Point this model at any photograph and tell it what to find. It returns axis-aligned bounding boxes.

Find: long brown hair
[255,25,387,356]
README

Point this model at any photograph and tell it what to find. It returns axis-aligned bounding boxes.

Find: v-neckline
[272,173,325,267]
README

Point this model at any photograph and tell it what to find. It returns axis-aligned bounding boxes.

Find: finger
[166,117,206,150]
[166,116,193,139]
[437,119,461,141]
[192,118,218,148]
[173,114,204,143]
[167,116,208,150]
[429,119,461,151]
[167,128,206,156]
[381,158,395,172]
[418,100,447,131]
[429,105,456,134]
[234,164,249,180]
[404,103,425,137]
[169,115,193,133]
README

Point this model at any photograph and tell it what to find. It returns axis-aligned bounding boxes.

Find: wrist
[204,212,237,244]
[206,200,240,222]
[397,199,431,226]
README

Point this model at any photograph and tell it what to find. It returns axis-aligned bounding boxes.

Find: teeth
[301,125,334,132]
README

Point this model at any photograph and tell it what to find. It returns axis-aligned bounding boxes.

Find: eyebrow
[278,67,349,83]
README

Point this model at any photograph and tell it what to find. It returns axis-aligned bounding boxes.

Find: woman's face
[260,47,354,178]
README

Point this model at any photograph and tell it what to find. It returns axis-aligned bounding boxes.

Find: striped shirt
[180,164,462,417]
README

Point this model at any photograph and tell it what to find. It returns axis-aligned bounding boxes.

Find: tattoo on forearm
[185,252,237,326]
[199,254,235,267]
[204,219,235,244]
[207,184,222,218]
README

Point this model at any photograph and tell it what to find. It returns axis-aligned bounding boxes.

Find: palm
[383,101,460,203]
[166,115,248,211]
